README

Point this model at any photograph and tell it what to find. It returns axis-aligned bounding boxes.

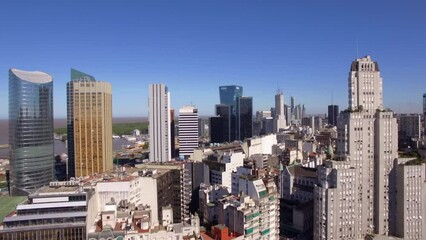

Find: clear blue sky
[1,0,425,118]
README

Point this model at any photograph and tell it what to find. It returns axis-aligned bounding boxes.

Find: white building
[179,106,199,159]
[149,83,171,162]
[242,134,277,158]
[274,90,287,132]
[395,161,426,239]
[205,151,244,190]
[314,56,402,239]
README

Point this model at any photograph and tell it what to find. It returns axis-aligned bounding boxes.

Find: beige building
[67,69,112,178]
[395,160,426,239]
[314,56,400,239]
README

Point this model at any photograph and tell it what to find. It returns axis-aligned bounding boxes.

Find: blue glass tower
[219,85,243,141]
[9,68,54,196]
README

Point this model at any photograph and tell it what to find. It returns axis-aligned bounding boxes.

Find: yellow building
[67,69,112,177]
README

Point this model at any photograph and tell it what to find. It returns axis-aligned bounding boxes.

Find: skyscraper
[236,96,253,141]
[9,68,54,195]
[314,56,399,239]
[179,106,199,159]
[290,96,295,116]
[219,85,243,113]
[67,69,112,178]
[327,104,339,126]
[210,104,231,143]
[219,85,242,141]
[274,90,286,132]
[149,83,171,162]
[423,94,426,135]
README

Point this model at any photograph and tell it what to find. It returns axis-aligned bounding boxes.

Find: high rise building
[67,69,112,178]
[219,85,243,141]
[423,94,426,135]
[327,104,339,126]
[274,90,287,132]
[219,85,243,114]
[210,104,231,143]
[179,106,199,159]
[291,96,295,115]
[314,56,399,239]
[9,68,54,196]
[170,109,176,158]
[236,96,253,141]
[149,83,171,162]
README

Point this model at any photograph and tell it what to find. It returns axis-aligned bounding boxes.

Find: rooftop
[10,68,52,84]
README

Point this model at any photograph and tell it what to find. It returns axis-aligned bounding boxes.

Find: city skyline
[1,1,425,118]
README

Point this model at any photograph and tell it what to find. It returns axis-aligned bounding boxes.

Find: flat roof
[3,211,86,222]
[0,196,27,224]
[17,201,86,211]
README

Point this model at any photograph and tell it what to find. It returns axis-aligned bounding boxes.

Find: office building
[210,104,231,143]
[327,104,339,126]
[179,106,199,159]
[149,83,171,162]
[397,114,421,139]
[423,94,426,135]
[314,56,400,239]
[170,109,176,158]
[9,68,54,196]
[236,96,253,141]
[0,181,87,239]
[67,69,112,178]
[274,90,287,132]
[219,85,243,141]
[219,85,243,114]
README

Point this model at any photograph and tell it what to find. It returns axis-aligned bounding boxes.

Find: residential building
[179,106,199,159]
[203,151,244,190]
[0,181,87,239]
[67,69,113,178]
[199,183,230,224]
[395,160,426,239]
[149,83,171,162]
[9,68,54,196]
[327,105,339,126]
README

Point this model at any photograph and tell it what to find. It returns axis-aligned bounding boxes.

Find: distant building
[170,109,176,158]
[67,69,113,178]
[219,85,243,141]
[9,68,54,196]
[423,94,426,135]
[179,106,199,159]
[327,105,339,126]
[210,104,231,143]
[0,181,87,239]
[236,96,253,141]
[274,91,287,132]
[149,84,171,162]
[396,114,421,147]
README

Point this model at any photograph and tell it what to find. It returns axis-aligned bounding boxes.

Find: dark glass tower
[9,68,54,195]
[328,105,339,126]
[66,69,96,179]
[210,104,231,143]
[237,97,253,140]
[219,85,242,141]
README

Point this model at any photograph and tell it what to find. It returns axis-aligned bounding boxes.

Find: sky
[0,0,425,119]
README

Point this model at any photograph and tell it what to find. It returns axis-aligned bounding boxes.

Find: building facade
[179,106,199,159]
[9,68,54,196]
[149,83,171,162]
[67,69,113,178]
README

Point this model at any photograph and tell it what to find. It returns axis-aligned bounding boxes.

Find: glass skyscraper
[236,96,253,141]
[9,68,54,196]
[219,85,243,113]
